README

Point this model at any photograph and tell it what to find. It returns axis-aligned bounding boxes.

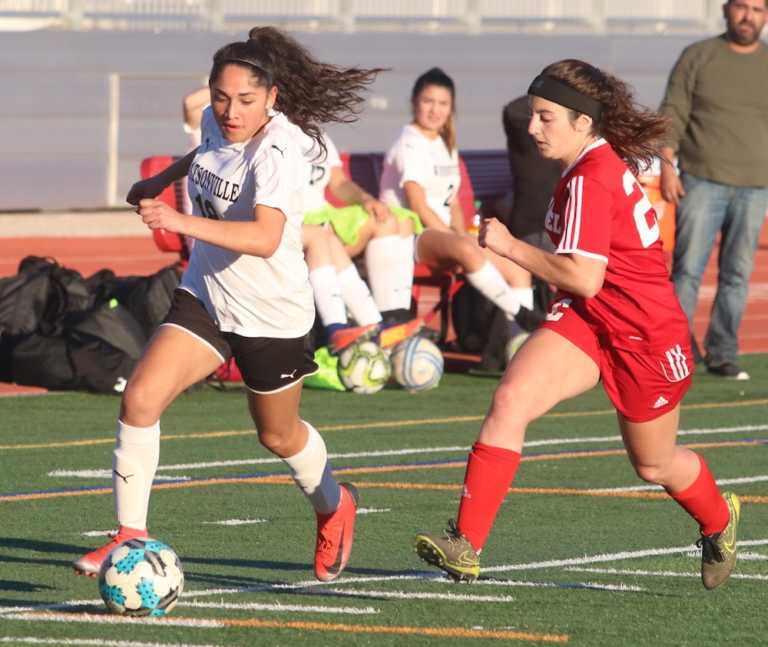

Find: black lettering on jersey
[189,162,239,205]
[271,144,285,156]
[309,164,326,186]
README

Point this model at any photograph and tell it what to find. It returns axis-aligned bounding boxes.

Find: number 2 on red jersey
[622,170,659,248]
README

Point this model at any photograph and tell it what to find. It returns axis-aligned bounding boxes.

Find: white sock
[113,420,160,530]
[338,264,382,326]
[466,261,522,319]
[283,421,341,514]
[509,287,534,311]
[309,265,347,327]
[365,235,410,312]
[395,235,416,311]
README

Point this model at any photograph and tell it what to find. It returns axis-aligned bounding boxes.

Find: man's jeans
[672,173,768,365]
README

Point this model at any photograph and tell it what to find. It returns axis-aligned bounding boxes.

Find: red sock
[456,442,521,552]
[668,454,729,535]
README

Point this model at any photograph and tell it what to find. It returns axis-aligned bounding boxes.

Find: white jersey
[181,107,314,338]
[379,124,460,226]
[296,131,342,213]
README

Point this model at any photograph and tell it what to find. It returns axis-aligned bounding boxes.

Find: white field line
[201,518,267,526]
[481,539,768,574]
[183,540,768,598]
[565,567,768,581]
[2,612,222,628]
[0,596,377,617]
[180,574,444,599]
[323,588,514,603]
[0,637,222,647]
[177,600,378,615]
[81,530,113,537]
[589,474,768,493]
[740,552,768,561]
[0,601,101,617]
[468,579,645,592]
[357,507,391,514]
[47,423,768,480]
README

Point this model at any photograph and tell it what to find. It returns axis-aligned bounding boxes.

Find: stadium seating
[140,149,514,342]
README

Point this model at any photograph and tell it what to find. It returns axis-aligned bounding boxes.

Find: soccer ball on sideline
[98,537,184,617]
[337,339,391,394]
[391,336,444,392]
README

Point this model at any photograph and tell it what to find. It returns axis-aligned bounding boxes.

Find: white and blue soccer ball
[391,336,444,392]
[98,537,184,617]
[337,339,391,394]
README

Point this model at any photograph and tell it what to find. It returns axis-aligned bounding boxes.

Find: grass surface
[1,354,767,646]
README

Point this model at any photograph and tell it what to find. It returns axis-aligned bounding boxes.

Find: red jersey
[544,139,688,352]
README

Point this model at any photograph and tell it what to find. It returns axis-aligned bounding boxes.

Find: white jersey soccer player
[74,30,380,585]
[183,106,314,339]
[379,123,461,228]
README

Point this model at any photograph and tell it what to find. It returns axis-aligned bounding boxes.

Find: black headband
[218,56,273,85]
[528,74,602,121]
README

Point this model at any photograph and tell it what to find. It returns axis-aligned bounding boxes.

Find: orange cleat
[314,482,359,582]
[379,317,424,349]
[73,526,148,577]
[328,324,379,354]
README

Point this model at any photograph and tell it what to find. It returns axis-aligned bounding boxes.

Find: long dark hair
[540,59,668,176]
[211,26,383,155]
[410,67,457,153]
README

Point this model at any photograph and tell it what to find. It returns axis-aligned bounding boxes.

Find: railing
[0,0,725,33]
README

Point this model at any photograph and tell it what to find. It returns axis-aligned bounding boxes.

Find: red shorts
[541,298,693,422]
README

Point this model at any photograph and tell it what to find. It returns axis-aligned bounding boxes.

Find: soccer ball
[391,336,444,392]
[337,340,391,394]
[98,537,184,617]
[505,331,530,363]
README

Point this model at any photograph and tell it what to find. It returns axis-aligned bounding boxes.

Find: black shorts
[162,289,318,393]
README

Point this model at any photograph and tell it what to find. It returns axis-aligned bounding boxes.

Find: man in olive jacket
[659,0,768,380]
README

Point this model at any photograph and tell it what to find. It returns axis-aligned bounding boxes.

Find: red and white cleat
[73,526,148,577]
[314,482,359,582]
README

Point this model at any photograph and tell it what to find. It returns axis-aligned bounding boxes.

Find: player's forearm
[182,216,281,257]
[505,238,604,298]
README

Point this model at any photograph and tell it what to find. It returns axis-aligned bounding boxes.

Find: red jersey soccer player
[414,59,740,590]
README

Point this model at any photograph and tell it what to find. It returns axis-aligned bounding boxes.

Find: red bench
[140,149,513,342]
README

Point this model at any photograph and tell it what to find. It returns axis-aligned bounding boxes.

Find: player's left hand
[362,197,394,224]
[478,217,515,257]
[137,199,188,233]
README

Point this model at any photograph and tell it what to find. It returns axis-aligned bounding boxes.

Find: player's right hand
[479,217,515,259]
[126,177,165,206]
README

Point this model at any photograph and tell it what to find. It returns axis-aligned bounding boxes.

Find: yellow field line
[3,438,766,504]
[2,398,766,452]
[220,617,569,642]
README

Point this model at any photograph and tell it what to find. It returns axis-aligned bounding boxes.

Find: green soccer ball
[337,340,391,394]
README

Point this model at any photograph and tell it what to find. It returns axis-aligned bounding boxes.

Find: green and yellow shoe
[414,519,480,583]
[697,491,740,590]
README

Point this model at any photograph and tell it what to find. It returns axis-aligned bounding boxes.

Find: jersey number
[194,195,220,220]
[443,183,455,208]
[310,164,326,186]
[546,298,572,322]
[622,170,658,248]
